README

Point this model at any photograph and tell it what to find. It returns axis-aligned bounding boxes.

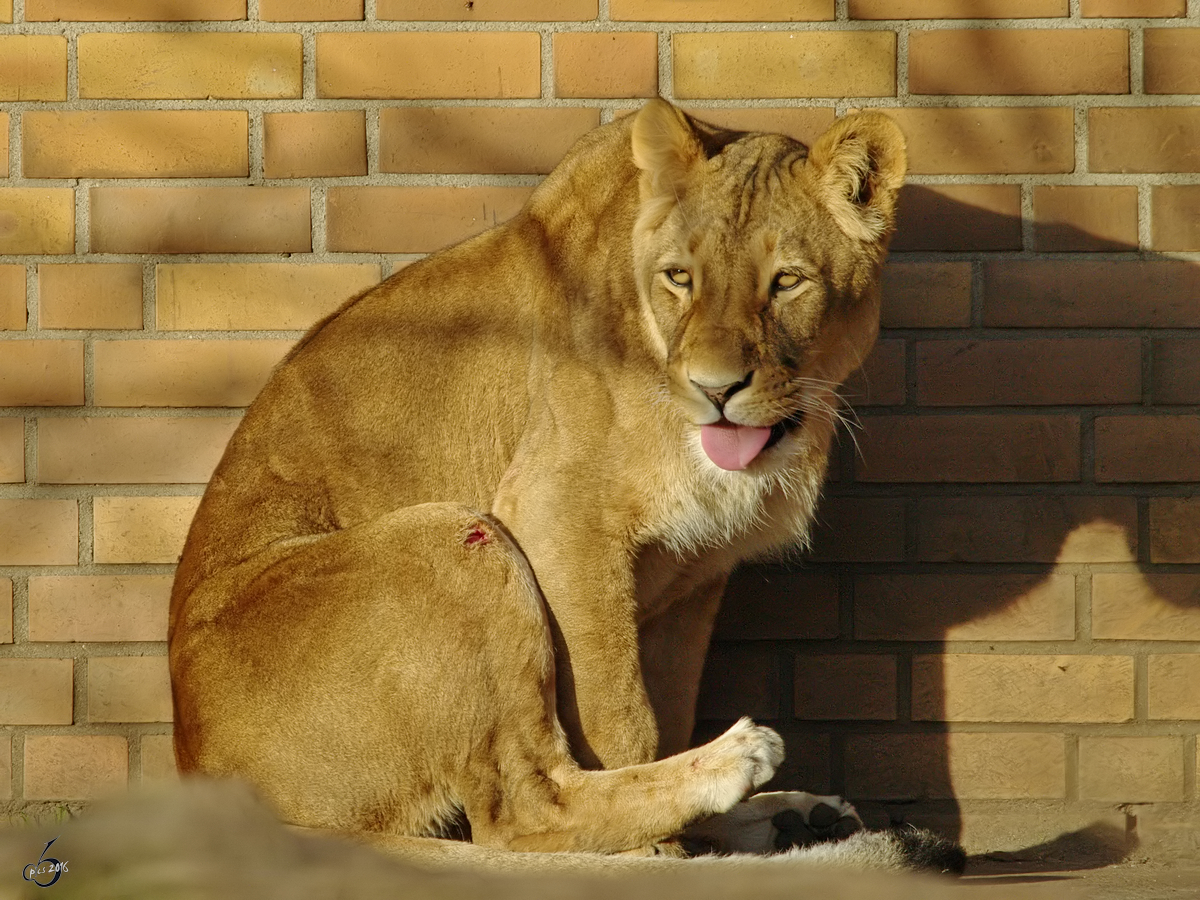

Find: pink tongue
[700,422,773,471]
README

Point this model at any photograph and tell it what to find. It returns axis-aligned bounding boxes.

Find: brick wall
[1,0,1198,851]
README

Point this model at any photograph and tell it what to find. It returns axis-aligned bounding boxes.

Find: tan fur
[169,100,907,861]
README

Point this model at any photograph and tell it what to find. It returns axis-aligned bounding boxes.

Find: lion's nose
[691,372,753,412]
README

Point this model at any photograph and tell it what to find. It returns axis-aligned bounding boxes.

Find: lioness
[169,100,957,871]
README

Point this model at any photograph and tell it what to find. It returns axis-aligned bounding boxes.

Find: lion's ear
[631,99,704,206]
[807,112,907,244]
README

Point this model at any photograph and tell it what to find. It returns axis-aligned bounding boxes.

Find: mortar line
[141,262,155,333]
[1137,496,1152,567]
[1133,652,1149,723]
[657,26,672,101]
[24,260,36,334]
[1184,732,1197,801]
[541,26,554,102]
[11,568,29,645]
[1064,731,1079,802]
[11,730,23,808]
[1129,22,1145,97]
[365,105,381,177]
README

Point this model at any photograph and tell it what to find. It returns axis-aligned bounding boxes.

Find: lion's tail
[360,826,966,878]
[778,827,967,875]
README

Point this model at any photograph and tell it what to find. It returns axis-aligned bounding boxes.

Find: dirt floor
[961,858,1200,899]
[1,782,1197,899]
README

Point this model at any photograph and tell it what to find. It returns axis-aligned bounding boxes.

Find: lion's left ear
[631,99,704,208]
[806,112,907,244]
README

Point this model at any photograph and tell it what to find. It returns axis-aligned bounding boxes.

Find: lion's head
[629,100,906,474]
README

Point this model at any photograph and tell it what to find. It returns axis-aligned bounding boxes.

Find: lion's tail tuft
[785,826,966,875]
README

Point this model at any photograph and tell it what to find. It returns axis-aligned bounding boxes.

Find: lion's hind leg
[681,791,862,855]
[173,502,786,857]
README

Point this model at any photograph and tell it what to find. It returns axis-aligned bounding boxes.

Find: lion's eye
[773,272,804,292]
[665,269,692,288]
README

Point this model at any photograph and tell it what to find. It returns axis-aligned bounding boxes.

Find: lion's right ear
[631,99,703,209]
[807,112,907,244]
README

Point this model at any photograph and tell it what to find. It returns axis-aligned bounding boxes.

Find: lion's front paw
[687,718,785,815]
[716,717,785,793]
[682,790,863,856]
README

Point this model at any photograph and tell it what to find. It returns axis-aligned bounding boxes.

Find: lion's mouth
[765,409,806,451]
[700,410,806,471]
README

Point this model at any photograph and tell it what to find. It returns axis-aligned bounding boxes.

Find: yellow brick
[612,0,831,19]
[553,32,658,99]
[38,263,143,330]
[93,496,200,564]
[1151,497,1200,562]
[0,0,9,22]
[317,32,540,99]
[140,734,178,783]
[94,339,292,407]
[156,263,379,331]
[916,497,1137,564]
[79,32,301,99]
[28,575,171,641]
[0,499,77,566]
[1149,655,1200,720]
[846,733,1066,801]
[686,107,836,147]
[89,656,173,723]
[0,418,21,483]
[27,0,245,19]
[807,496,905,562]
[852,0,1066,14]
[893,184,1022,252]
[90,187,311,254]
[25,735,127,800]
[0,189,75,255]
[1093,574,1200,640]
[380,107,599,175]
[1,578,10,643]
[673,32,895,99]
[23,111,248,179]
[881,262,972,328]
[378,0,594,18]
[261,0,361,19]
[0,112,8,177]
[327,186,532,253]
[1079,737,1184,802]
[0,265,24,330]
[0,340,84,406]
[37,416,240,484]
[716,568,838,640]
[914,654,1133,723]
[264,111,366,179]
[856,574,1076,642]
[908,28,1129,96]
[1034,184,1140,252]
[0,659,73,725]
[794,655,896,720]
[0,35,67,100]
[881,107,1074,175]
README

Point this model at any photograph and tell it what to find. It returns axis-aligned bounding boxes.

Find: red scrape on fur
[464,527,490,547]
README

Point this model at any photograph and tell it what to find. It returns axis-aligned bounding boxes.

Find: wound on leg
[464,525,490,547]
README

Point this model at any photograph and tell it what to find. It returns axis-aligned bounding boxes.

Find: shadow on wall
[697,187,1200,863]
